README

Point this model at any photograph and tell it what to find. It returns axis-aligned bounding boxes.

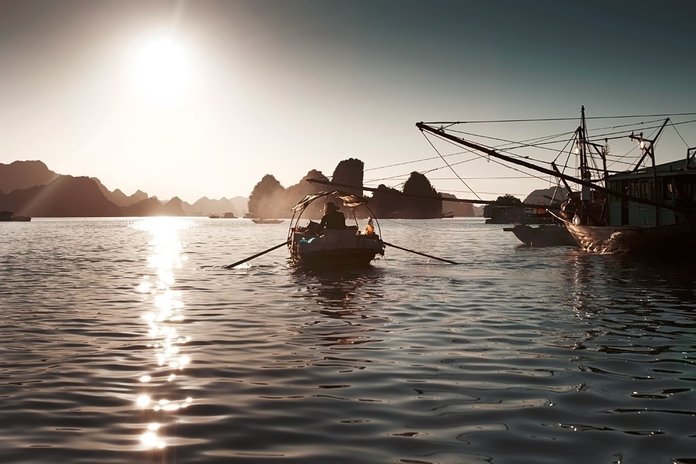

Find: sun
[130,33,192,104]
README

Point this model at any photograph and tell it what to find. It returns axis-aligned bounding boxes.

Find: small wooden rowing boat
[288,191,384,268]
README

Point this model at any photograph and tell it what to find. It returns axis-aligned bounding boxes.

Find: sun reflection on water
[133,217,194,450]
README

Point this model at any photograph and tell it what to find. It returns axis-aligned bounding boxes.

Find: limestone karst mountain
[0,160,58,193]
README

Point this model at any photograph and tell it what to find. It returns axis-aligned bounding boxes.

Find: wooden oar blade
[383,241,458,265]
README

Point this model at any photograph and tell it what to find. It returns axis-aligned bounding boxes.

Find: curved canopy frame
[288,190,382,242]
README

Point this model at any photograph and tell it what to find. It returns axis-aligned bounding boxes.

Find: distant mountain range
[0,160,248,217]
[0,159,495,218]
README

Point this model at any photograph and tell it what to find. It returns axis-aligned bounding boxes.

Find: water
[1,217,695,464]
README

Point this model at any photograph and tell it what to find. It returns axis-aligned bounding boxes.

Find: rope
[364,151,468,172]
[669,120,691,148]
[421,132,482,200]
[423,111,696,125]
[378,217,482,233]
[425,130,555,186]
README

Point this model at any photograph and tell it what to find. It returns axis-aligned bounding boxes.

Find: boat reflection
[133,218,194,451]
[291,267,388,347]
[293,267,386,312]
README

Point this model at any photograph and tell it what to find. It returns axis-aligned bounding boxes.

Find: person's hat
[326,201,338,211]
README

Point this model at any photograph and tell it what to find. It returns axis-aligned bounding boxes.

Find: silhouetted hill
[247,163,449,219]
[0,159,246,217]
[186,196,248,217]
[0,175,121,217]
[370,184,404,218]
[441,193,475,217]
[110,188,131,207]
[332,158,363,196]
[0,160,58,193]
[524,186,569,206]
[92,177,150,207]
[369,172,442,218]
[122,196,186,216]
[284,170,328,218]
[247,170,328,219]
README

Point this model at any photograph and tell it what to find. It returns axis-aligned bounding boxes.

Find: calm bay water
[1,217,695,464]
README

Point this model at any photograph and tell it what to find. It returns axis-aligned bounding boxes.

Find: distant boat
[208,214,221,219]
[222,212,236,218]
[503,224,577,247]
[0,211,31,222]
[252,218,283,224]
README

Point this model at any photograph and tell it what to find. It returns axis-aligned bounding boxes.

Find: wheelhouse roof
[609,158,696,181]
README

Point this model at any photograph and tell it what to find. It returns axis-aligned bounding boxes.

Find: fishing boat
[416,107,696,255]
[503,224,577,247]
[252,218,283,224]
[0,211,31,222]
[288,191,385,268]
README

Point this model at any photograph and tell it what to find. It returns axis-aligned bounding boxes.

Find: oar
[383,241,459,265]
[224,240,289,269]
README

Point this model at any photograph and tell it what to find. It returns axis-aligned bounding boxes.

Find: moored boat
[253,218,283,224]
[288,191,384,268]
[0,211,31,222]
[417,107,696,256]
[503,223,577,247]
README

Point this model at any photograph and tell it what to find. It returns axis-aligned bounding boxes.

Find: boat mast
[629,118,670,225]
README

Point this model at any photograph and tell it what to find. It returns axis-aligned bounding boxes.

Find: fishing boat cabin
[606,154,696,227]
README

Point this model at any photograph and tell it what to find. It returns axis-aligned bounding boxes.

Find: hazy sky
[1,0,695,202]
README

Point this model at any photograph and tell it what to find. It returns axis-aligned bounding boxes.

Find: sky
[1,0,695,203]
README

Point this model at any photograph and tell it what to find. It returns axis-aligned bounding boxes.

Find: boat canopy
[291,190,370,213]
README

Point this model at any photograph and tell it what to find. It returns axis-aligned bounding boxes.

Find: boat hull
[504,224,577,247]
[564,219,696,255]
[290,228,384,268]
[292,248,382,268]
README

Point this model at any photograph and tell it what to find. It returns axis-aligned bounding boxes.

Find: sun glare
[131,33,192,104]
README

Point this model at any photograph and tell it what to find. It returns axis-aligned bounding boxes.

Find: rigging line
[421,156,480,173]
[669,121,691,148]
[604,120,667,170]
[445,190,531,196]
[421,131,482,200]
[552,133,576,164]
[451,117,695,155]
[462,117,696,165]
[364,150,469,172]
[426,130,563,185]
[592,117,669,133]
[445,127,597,166]
[588,118,696,142]
[448,127,574,153]
[422,111,696,125]
[453,117,666,150]
[420,176,533,180]
[365,174,532,184]
[378,217,481,233]
[365,156,482,184]
[607,144,640,169]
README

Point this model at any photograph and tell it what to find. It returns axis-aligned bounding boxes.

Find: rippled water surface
[1,217,696,464]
